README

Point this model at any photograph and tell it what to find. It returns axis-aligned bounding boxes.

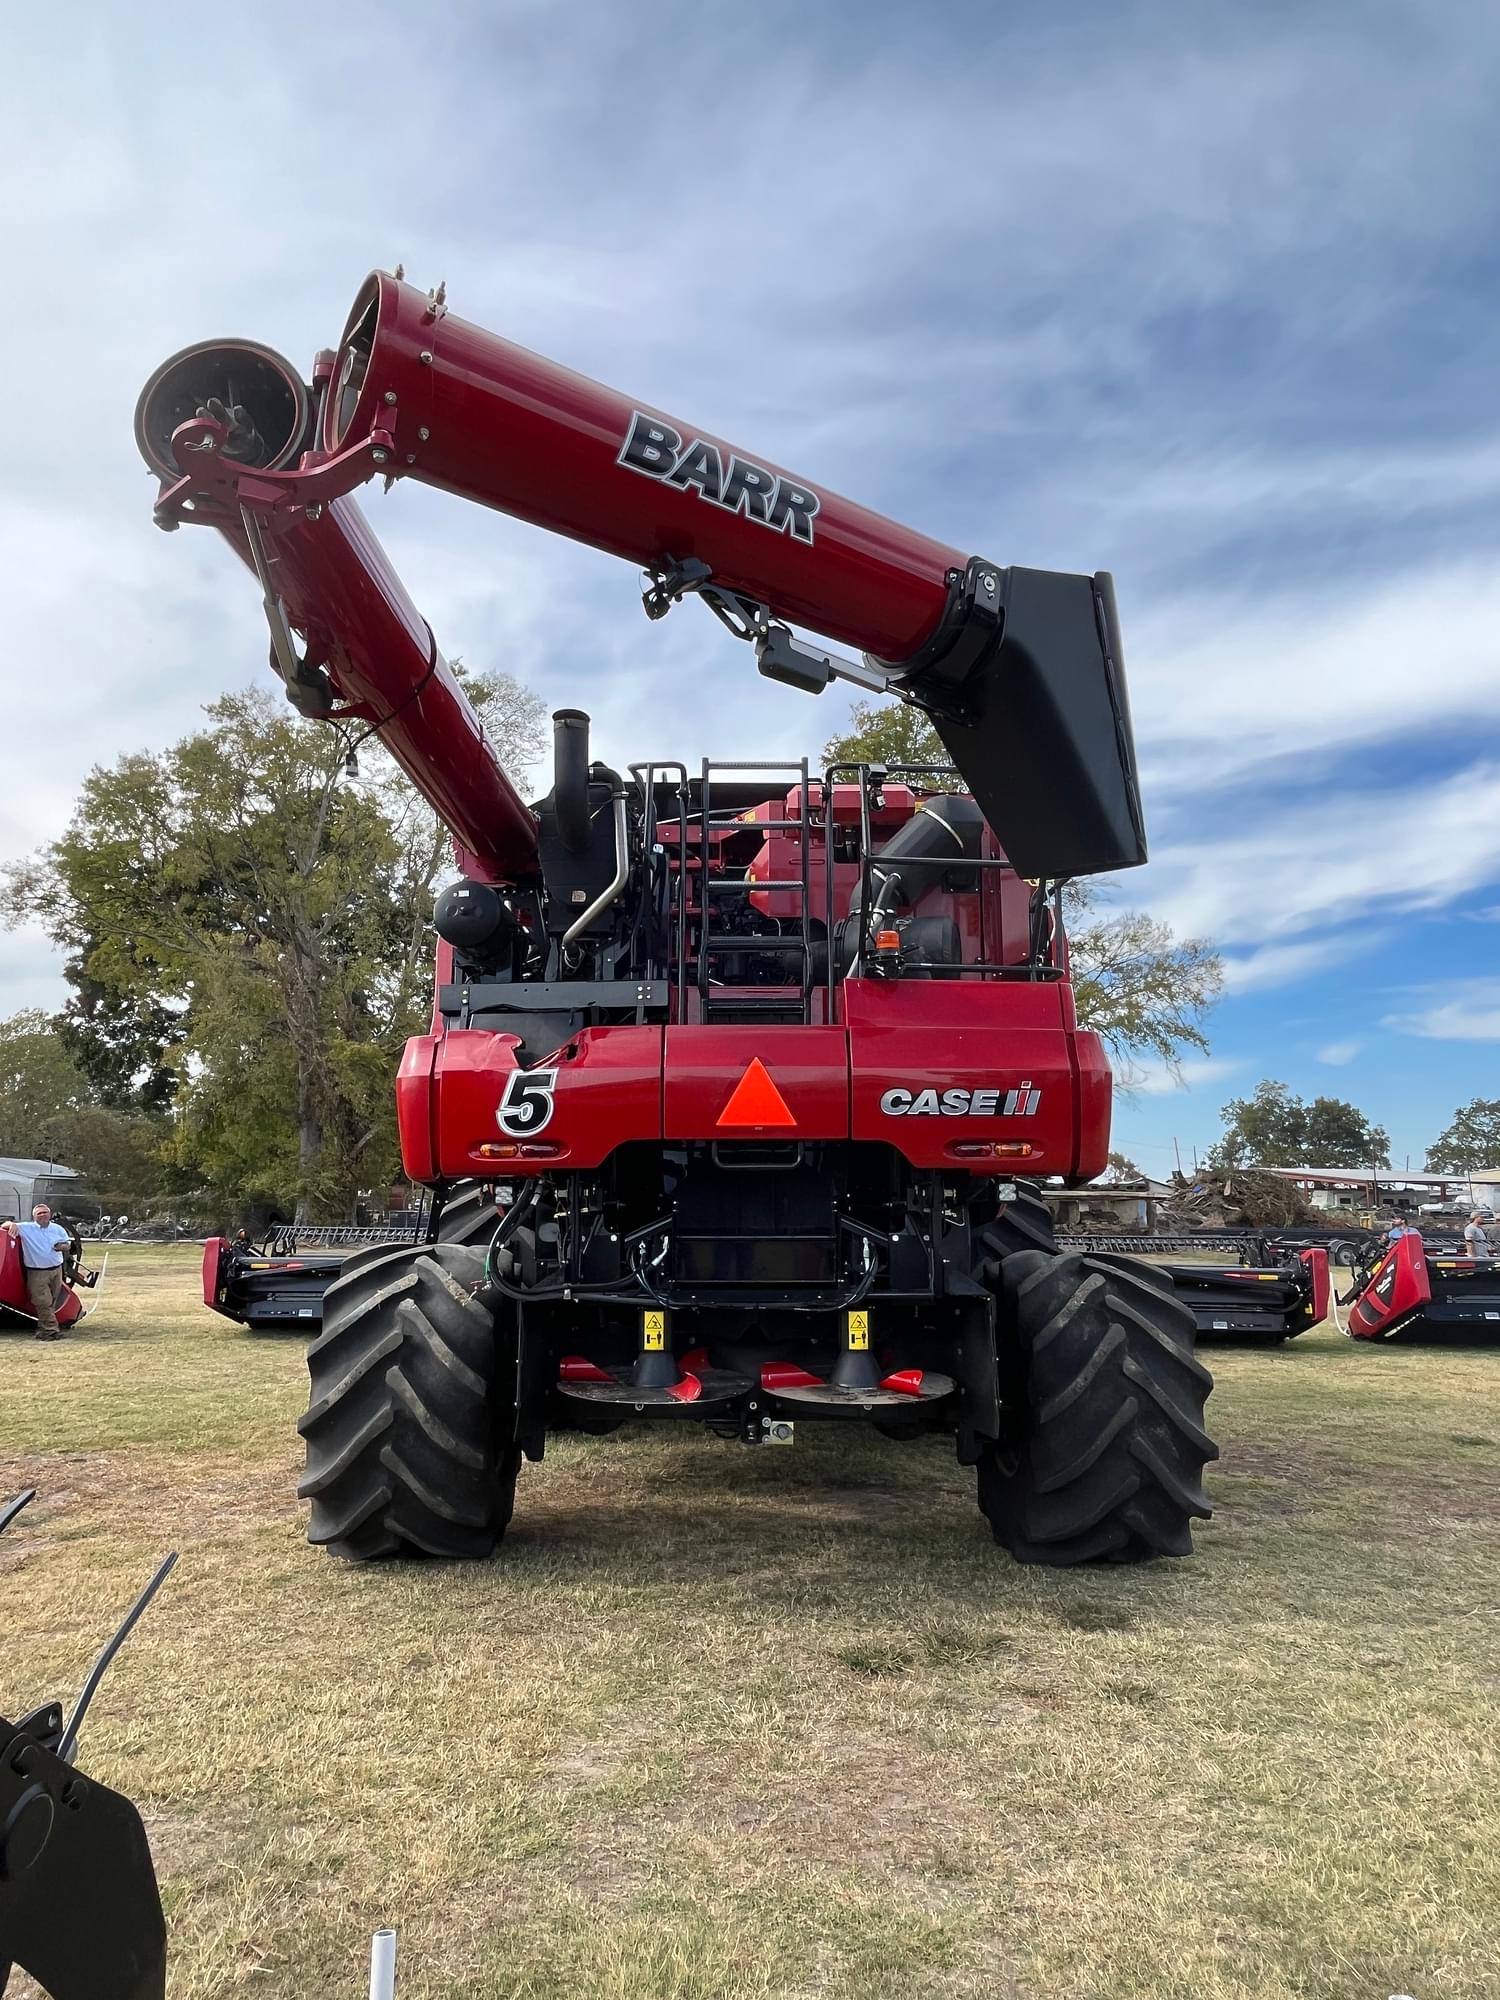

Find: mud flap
[513,1305,551,1460]
[951,1284,1001,1459]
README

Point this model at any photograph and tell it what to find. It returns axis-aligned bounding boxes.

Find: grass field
[3,1245,1498,2000]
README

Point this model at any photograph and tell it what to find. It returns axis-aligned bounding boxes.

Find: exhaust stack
[550,709,592,855]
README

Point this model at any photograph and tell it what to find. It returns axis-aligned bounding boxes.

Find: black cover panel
[0,1718,167,2000]
[922,568,1146,878]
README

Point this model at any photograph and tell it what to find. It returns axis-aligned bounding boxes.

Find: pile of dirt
[1161,1168,1319,1230]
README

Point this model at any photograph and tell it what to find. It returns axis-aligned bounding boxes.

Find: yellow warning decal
[643,1311,666,1351]
[847,1311,870,1351]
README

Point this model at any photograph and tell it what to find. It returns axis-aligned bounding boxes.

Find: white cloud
[1317,1039,1361,1065]
[1121,436,1500,527]
[0,926,70,1015]
[1385,980,1500,1042]
[1116,1055,1245,1097]
[1130,560,1500,802]
[1218,938,1383,995]
[1140,761,1500,949]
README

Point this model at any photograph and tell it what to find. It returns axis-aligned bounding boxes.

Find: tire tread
[977,1251,1219,1566]
[297,1243,518,1561]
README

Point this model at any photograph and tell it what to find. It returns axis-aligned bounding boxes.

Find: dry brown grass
[3,1247,1498,1998]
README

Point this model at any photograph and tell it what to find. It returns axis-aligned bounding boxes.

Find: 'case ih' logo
[880,1083,1042,1118]
[618,412,821,545]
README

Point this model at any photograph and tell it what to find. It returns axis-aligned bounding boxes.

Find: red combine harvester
[135,271,1217,1566]
[1344,1230,1500,1342]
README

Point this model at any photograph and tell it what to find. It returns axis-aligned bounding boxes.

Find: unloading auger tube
[135,270,1146,883]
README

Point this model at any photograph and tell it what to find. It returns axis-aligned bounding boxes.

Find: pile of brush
[1162,1168,1319,1229]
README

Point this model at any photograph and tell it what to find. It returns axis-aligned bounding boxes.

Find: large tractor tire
[297,1242,518,1561]
[977,1249,1218,1565]
[432,1179,503,1250]
[975,1183,1058,1261]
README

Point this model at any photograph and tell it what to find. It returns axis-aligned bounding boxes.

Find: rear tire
[432,1180,503,1250]
[976,1184,1057,1261]
[978,1250,1218,1564]
[297,1243,518,1561]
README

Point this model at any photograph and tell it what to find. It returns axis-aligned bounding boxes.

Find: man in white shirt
[1461,1212,1490,1262]
[3,1203,73,1339]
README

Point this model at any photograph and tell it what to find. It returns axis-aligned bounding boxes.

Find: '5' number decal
[497,1067,558,1137]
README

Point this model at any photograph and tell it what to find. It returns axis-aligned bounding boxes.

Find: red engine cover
[844,977,1109,1179]
[404,979,1111,1183]
[664,1027,849,1140]
[417,1025,665,1177]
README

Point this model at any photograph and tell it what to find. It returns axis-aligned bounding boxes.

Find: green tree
[1426,1099,1500,1174]
[1068,906,1223,1073]
[45,1104,170,1214]
[5,676,546,1222]
[1304,1095,1391,1168]
[0,1009,89,1158]
[1208,1081,1390,1170]
[1206,1080,1305,1168]
[55,938,182,1111]
[0,1008,172,1210]
[823,701,957,785]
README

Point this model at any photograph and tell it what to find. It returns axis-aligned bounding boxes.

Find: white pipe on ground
[369,1928,398,1998]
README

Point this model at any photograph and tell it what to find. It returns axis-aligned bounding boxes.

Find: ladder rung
[704,879,806,894]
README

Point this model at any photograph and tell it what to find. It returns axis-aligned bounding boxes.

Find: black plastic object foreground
[898,563,1147,879]
[0,1717,167,2000]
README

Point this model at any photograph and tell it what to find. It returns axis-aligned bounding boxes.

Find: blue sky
[2,0,1497,1177]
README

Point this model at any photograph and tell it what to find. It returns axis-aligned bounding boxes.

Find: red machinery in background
[136,270,1215,1569]
[0,1235,91,1335]
[1344,1230,1500,1341]
[1159,1245,1329,1343]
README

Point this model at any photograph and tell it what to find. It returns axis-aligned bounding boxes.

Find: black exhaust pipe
[552,709,592,854]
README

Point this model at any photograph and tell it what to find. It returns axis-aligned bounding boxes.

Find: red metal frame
[326,273,966,662]
[0,1234,83,1331]
[155,435,537,882]
[1298,1247,1330,1328]
[1347,1232,1432,1340]
[397,978,1112,1184]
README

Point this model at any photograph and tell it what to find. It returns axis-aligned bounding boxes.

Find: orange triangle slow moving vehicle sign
[716,1056,797,1129]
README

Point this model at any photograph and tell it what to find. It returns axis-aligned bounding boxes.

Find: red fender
[1298,1247,1330,1328]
